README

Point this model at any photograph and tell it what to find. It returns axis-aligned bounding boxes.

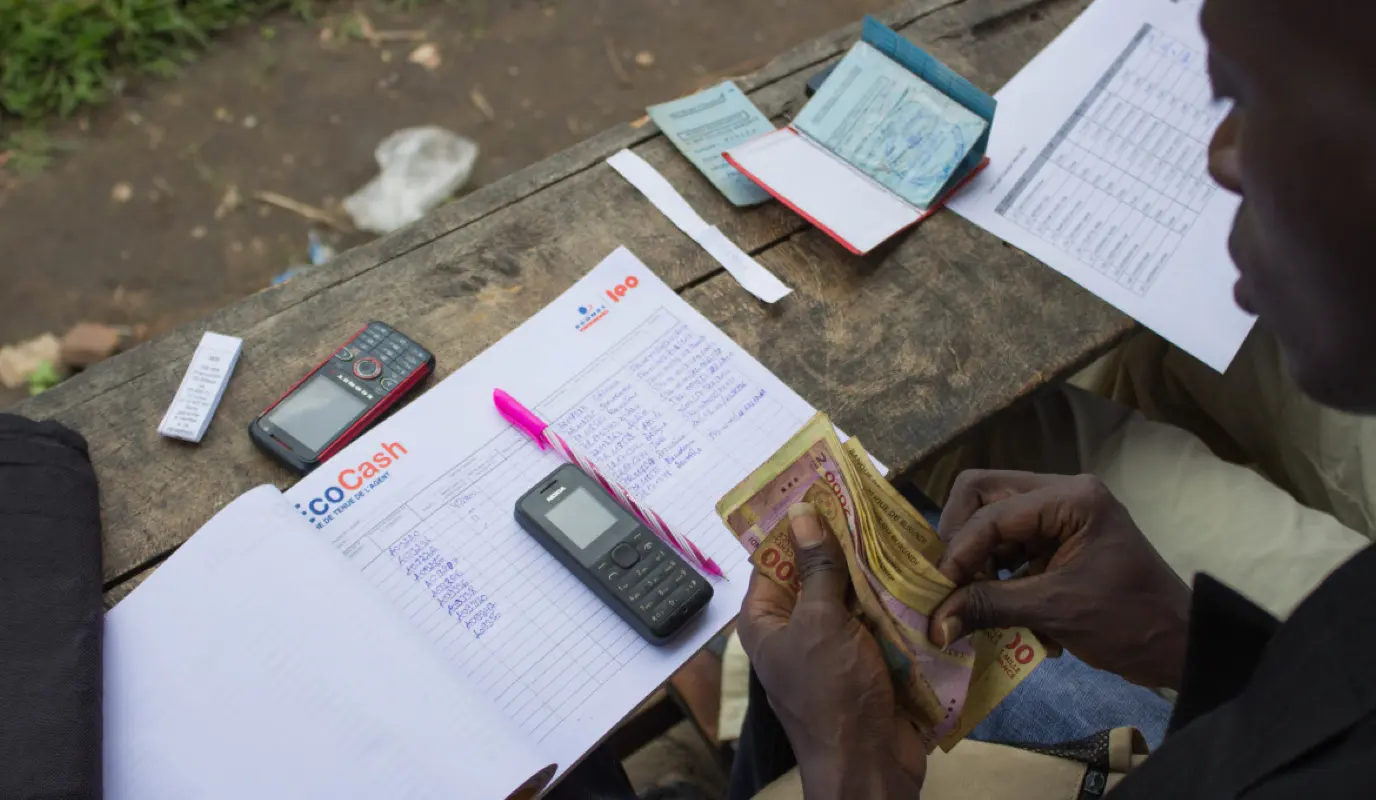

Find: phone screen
[545,487,619,550]
[265,375,368,452]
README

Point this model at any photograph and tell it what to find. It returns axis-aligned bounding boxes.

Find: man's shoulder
[1120,545,1376,797]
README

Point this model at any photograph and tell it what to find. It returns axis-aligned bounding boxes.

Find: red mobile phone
[249,321,435,473]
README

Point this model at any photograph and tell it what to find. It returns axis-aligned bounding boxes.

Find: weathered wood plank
[686,222,1130,477]
[12,0,961,423]
[20,0,1110,595]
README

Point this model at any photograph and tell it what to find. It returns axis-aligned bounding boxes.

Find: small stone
[111,182,133,203]
[214,107,233,123]
[508,65,521,77]
[190,225,208,239]
[408,43,442,70]
[241,114,259,129]
[634,50,656,68]
[380,49,394,63]
[60,323,124,369]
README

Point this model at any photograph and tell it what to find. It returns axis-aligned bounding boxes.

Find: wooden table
[16,0,1128,607]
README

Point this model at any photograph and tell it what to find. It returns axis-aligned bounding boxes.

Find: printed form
[948,0,1254,372]
[286,247,815,775]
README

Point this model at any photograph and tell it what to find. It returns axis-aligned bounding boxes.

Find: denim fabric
[969,649,1172,750]
[551,509,1173,798]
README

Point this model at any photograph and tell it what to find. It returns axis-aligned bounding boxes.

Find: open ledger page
[287,247,819,778]
[947,0,1253,372]
[104,486,552,800]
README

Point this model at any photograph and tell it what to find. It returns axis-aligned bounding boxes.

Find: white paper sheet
[286,247,819,778]
[157,332,241,442]
[947,0,1254,372]
[607,149,792,302]
[727,128,920,255]
[104,487,552,800]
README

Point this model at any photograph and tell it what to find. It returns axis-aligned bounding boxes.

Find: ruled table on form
[342,307,805,744]
[993,24,1228,296]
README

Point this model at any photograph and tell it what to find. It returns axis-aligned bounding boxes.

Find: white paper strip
[607,149,792,303]
[695,226,792,303]
[158,332,242,442]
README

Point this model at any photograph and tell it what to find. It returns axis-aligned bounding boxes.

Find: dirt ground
[0,0,890,786]
[0,0,892,407]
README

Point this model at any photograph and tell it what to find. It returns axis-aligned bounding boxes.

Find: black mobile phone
[249,321,435,474]
[515,464,713,645]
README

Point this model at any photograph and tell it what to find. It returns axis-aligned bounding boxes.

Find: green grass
[0,0,320,122]
[2,128,68,172]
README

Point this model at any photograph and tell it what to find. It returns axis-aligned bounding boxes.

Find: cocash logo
[295,441,407,527]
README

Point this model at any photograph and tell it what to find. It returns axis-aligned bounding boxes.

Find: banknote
[717,413,1045,750]
[841,438,1046,748]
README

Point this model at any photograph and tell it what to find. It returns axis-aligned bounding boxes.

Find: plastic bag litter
[272,232,337,286]
[344,126,478,234]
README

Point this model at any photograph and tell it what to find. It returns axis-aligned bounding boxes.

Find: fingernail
[788,502,824,548]
[940,618,962,646]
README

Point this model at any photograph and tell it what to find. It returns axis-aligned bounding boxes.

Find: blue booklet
[724,18,997,253]
[647,81,775,206]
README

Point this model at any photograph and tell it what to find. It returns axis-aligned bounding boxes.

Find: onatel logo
[574,274,641,332]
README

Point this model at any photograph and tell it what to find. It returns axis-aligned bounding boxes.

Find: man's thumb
[929,575,1052,647]
[788,502,850,606]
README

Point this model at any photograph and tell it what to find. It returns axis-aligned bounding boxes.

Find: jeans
[969,649,1171,751]
[553,653,1170,799]
[552,508,1173,798]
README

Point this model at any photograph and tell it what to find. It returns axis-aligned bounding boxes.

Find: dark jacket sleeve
[1167,571,1280,734]
[0,414,103,799]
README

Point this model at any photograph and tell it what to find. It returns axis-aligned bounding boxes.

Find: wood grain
[18,0,1120,598]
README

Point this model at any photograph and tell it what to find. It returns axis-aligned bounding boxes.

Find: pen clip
[493,389,551,450]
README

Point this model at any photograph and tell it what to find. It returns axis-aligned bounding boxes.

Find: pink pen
[494,388,726,580]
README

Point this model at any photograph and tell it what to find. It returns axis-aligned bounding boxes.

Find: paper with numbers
[157,332,242,442]
[946,0,1254,371]
[109,247,826,795]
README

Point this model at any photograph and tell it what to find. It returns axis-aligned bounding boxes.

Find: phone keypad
[344,322,433,392]
[594,528,711,638]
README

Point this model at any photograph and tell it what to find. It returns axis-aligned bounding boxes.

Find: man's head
[1203,0,1376,412]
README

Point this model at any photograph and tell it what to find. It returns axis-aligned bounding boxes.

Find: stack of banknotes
[716,413,1045,750]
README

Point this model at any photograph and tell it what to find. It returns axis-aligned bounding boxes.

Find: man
[743,0,1376,793]
[737,0,1376,796]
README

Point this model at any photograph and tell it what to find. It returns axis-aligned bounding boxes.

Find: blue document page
[794,41,988,209]
[648,82,775,206]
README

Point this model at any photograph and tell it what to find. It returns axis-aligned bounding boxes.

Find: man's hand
[739,502,926,799]
[928,471,1192,690]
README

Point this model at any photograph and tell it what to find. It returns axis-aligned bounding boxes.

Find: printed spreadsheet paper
[284,247,818,778]
[947,0,1254,372]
